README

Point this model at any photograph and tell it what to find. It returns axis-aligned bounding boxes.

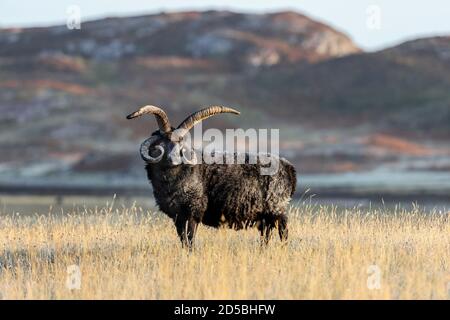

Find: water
[0,170,449,215]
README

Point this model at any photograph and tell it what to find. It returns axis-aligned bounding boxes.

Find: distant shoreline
[0,181,449,204]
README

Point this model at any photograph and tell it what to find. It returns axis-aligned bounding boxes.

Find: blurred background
[1,1,449,213]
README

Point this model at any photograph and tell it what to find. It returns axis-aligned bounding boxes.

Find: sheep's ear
[176,106,240,135]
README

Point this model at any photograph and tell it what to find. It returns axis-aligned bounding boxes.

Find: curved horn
[126,105,172,134]
[176,106,240,136]
[140,136,164,163]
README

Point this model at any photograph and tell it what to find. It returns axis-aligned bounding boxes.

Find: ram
[127,105,296,248]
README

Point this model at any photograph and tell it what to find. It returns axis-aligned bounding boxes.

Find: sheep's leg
[257,218,266,245]
[264,225,274,245]
[257,217,274,246]
[186,219,198,248]
[175,217,198,249]
[278,214,288,242]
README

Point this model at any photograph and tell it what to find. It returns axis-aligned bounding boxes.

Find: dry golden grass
[0,201,449,300]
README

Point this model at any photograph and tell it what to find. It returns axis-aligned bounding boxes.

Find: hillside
[247,36,450,138]
[0,11,449,180]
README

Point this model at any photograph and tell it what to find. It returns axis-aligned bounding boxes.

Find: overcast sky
[1,0,449,51]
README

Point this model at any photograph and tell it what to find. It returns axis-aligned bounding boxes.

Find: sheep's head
[126,105,240,166]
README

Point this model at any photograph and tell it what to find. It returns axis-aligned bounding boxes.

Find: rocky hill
[0,11,360,67]
[0,11,449,180]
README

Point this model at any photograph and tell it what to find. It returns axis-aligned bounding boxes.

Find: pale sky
[1,0,449,51]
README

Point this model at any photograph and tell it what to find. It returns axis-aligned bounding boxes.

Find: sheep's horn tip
[126,113,137,119]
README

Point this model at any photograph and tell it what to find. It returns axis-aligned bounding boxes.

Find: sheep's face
[141,131,197,167]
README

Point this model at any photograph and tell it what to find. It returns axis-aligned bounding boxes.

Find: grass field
[0,200,449,299]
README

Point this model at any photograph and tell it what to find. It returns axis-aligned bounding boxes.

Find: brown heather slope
[245,36,450,139]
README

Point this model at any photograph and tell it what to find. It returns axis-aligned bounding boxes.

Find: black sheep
[127,105,296,248]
